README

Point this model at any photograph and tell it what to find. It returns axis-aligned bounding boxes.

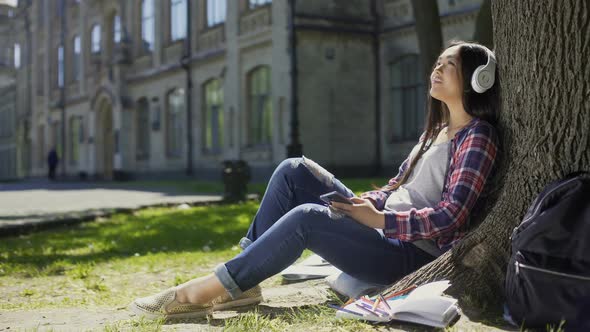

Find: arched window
[206,0,226,27]
[171,0,187,41]
[141,0,155,52]
[57,45,64,87]
[13,43,20,69]
[91,24,101,53]
[166,89,185,158]
[136,98,151,160]
[389,54,425,142]
[247,66,272,146]
[73,35,81,81]
[113,15,122,43]
[203,79,224,154]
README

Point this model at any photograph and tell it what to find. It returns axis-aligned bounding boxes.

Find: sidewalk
[0,179,224,237]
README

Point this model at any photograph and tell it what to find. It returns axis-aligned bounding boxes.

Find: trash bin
[222,160,251,202]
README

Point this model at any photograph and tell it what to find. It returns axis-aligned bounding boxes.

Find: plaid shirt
[361,118,499,252]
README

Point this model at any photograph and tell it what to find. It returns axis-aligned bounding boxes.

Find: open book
[333,280,460,328]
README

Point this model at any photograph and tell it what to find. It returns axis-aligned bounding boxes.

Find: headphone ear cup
[471,66,484,93]
[471,65,494,93]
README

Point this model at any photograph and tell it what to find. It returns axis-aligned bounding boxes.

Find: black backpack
[505,172,590,329]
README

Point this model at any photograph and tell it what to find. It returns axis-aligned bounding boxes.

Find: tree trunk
[411,0,443,83]
[383,0,590,308]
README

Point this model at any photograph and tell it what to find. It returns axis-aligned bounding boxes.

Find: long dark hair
[381,40,500,192]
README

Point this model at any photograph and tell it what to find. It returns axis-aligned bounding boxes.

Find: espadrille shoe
[129,288,212,319]
[211,285,263,311]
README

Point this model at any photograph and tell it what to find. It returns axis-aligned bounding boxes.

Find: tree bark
[410,0,443,83]
[383,0,590,308]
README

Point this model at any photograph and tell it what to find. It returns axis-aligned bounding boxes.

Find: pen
[372,296,381,310]
[384,284,417,300]
[357,302,389,316]
[328,304,365,317]
[379,294,392,311]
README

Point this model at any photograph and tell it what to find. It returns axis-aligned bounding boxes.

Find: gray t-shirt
[383,140,452,257]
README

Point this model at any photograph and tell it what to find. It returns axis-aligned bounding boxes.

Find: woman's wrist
[373,211,386,229]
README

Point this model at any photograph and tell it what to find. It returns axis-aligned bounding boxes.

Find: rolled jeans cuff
[214,263,243,299]
[239,237,253,250]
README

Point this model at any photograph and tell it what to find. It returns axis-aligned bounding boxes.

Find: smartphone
[320,191,353,205]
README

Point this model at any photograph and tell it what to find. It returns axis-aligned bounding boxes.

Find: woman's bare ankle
[174,274,227,304]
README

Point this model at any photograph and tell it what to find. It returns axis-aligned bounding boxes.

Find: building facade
[0,2,29,181]
[8,0,484,181]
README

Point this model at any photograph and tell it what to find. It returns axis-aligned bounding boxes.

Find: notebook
[333,280,460,328]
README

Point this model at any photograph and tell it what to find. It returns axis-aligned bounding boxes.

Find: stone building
[9,0,485,181]
[0,2,29,181]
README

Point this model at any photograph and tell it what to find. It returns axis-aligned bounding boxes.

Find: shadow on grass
[207,304,321,327]
[0,202,259,275]
[167,302,443,331]
[163,304,333,328]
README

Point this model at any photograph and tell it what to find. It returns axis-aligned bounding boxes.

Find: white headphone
[471,47,497,93]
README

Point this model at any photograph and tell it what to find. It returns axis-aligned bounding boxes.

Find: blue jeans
[214,157,435,299]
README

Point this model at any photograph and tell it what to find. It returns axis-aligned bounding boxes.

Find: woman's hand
[331,197,385,229]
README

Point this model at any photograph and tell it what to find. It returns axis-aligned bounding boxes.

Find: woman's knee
[275,157,334,187]
[274,158,303,177]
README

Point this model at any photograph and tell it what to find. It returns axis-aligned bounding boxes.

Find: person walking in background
[47,148,59,180]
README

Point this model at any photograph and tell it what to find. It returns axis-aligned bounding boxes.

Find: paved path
[0,179,223,236]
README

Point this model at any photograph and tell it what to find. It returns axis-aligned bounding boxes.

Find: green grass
[0,176,430,331]
[222,305,375,332]
[0,202,259,310]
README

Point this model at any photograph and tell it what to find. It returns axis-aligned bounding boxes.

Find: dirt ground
[0,279,328,331]
[0,277,517,332]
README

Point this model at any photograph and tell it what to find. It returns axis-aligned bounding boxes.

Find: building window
[69,117,81,165]
[141,0,155,52]
[166,89,185,158]
[91,24,101,53]
[0,109,14,138]
[389,54,425,142]
[136,98,150,160]
[247,66,272,146]
[55,0,61,17]
[57,45,64,88]
[170,0,187,41]
[13,43,20,69]
[37,1,45,26]
[249,0,272,9]
[203,79,224,154]
[207,0,226,27]
[73,35,81,81]
[113,15,122,44]
[0,147,16,179]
